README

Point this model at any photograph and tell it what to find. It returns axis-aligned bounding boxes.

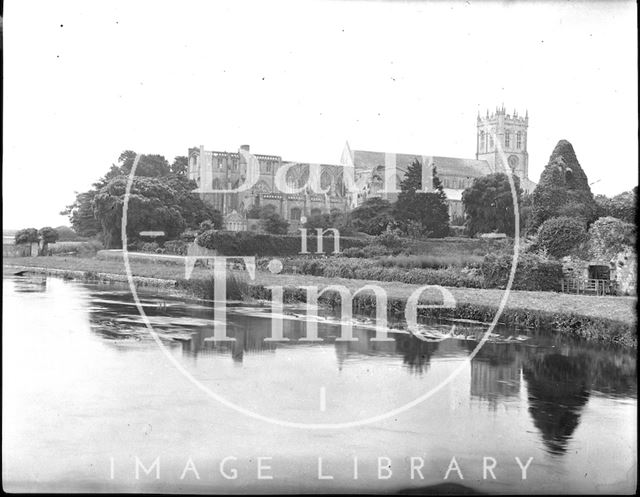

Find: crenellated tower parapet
[476,105,529,181]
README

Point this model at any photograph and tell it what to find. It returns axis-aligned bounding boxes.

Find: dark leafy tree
[259,212,289,235]
[394,160,449,238]
[61,191,102,238]
[93,176,187,248]
[171,156,189,176]
[14,228,39,245]
[303,210,355,236]
[532,140,597,228]
[462,173,522,237]
[54,226,82,241]
[38,227,60,255]
[349,197,394,235]
[116,151,171,178]
[63,151,216,244]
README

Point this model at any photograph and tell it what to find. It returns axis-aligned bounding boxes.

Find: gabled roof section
[351,149,492,177]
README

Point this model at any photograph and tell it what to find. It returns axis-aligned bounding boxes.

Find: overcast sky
[3,0,638,229]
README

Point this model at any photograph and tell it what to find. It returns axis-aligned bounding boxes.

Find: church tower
[476,106,529,181]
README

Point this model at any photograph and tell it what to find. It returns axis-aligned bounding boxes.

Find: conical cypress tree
[394,159,449,237]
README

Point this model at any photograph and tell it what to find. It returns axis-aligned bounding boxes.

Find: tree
[116,151,171,178]
[14,228,39,245]
[536,216,588,258]
[394,160,449,238]
[171,156,189,176]
[260,212,289,234]
[462,173,522,237]
[93,176,186,248]
[63,151,215,245]
[61,191,101,238]
[532,140,597,228]
[519,192,535,235]
[55,225,82,241]
[349,198,394,235]
[38,227,59,255]
[303,210,355,236]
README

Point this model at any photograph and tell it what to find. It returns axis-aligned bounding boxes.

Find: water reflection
[78,282,637,457]
[523,354,591,455]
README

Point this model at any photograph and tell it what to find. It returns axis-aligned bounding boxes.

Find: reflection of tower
[470,360,520,406]
[476,106,529,180]
[470,342,521,407]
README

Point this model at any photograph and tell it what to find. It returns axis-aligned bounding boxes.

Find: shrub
[536,216,588,258]
[141,242,160,253]
[279,256,484,288]
[481,252,563,291]
[47,240,103,256]
[588,216,636,259]
[195,230,366,256]
[378,254,484,269]
[164,239,188,255]
[175,273,250,301]
[375,230,403,249]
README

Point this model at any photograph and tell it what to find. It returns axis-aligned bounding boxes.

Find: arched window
[505,131,511,148]
[516,132,522,149]
[290,207,301,221]
[321,170,332,190]
[489,135,494,150]
[286,164,309,189]
[334,173,345,197]
[479,131,485,152]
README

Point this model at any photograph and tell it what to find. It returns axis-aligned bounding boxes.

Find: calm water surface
[2,276,637,493]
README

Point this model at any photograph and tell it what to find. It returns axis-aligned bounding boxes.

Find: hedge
[481,252,563,291]
[195,230,367,256]
[268,256,484,288]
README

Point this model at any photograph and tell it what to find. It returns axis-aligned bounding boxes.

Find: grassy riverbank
[4,255,637,347]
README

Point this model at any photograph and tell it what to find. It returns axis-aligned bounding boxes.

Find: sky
[3,0,638,229]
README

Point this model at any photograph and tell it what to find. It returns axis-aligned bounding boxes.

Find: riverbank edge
[5,264,636,349]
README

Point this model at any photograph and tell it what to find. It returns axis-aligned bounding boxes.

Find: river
[2,275,637,493]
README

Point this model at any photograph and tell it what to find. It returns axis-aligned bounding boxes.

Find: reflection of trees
[523,353,591,455]
[394,334,440,375]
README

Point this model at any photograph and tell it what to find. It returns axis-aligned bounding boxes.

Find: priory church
[188,106,536,231]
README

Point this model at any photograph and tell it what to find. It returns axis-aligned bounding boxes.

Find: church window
[516,132,522,149]
[480,131,485,152]
[321,170,332,190]
[290,207,301,221]
[505,132,510,148]
[489,135,494,150]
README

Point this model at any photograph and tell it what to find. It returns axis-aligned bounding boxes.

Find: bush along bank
[9,264,634,348]
[195,230,367,256]
[174,278,636,348]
